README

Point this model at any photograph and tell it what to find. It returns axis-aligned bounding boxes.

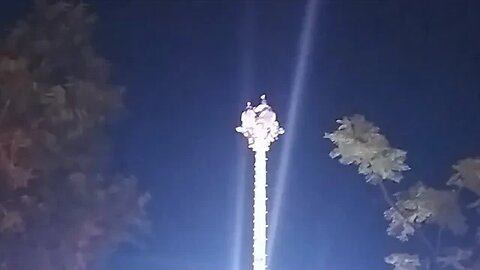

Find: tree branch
[435,227,443,255]
[0,99,11,126]
[431,227,443,270]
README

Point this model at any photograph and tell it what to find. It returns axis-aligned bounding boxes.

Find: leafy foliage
[326,115,480,270]
[448,158,480,196]
[385,184,467,241]
[324,115,410,184]
[385,253,422,270]
[437,248,472,270]
[0,1,149,269]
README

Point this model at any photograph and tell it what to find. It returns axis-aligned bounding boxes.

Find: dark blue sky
[3,1,480,270]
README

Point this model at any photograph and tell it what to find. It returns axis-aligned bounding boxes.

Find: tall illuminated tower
[236,95,284,270]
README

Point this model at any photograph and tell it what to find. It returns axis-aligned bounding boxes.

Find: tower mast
[236,95,284,270]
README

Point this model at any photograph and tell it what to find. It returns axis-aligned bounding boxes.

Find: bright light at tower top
[236,94,284,152]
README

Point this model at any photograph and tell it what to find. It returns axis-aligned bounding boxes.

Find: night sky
[2,1,480,270]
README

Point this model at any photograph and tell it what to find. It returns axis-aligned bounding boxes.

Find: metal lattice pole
[236,95,284,270]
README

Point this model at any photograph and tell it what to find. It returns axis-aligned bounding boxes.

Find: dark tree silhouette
[0,1,150,269]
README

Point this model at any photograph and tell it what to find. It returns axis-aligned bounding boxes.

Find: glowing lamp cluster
[236,95,284,270]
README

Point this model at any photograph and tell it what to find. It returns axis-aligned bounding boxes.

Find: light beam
[231,3,256,270]
[267,0,320,264]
